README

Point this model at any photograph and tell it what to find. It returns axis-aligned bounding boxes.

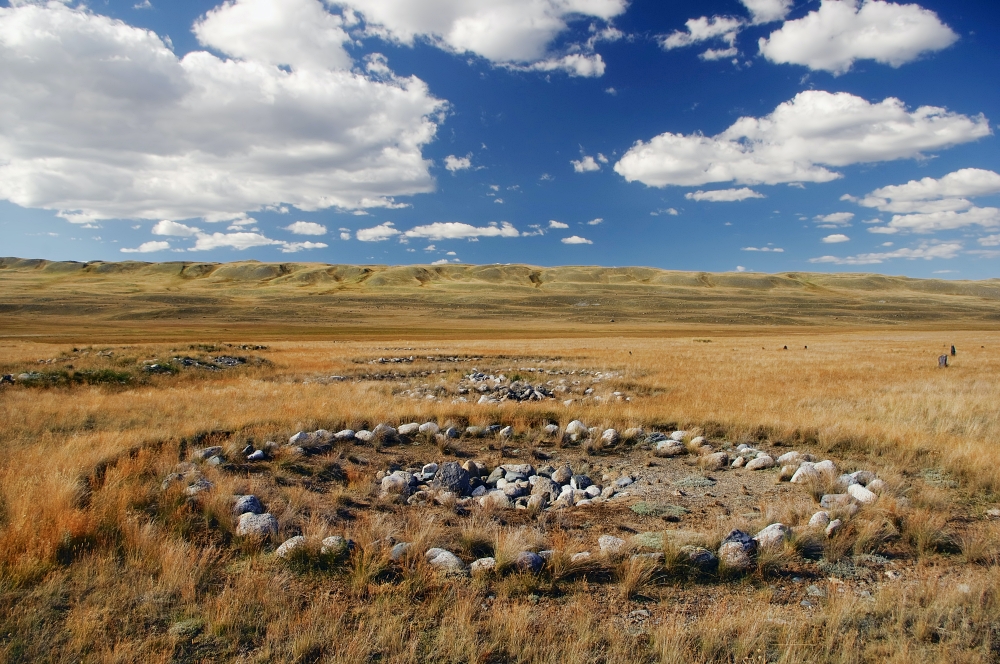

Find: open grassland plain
[2,260,1000,663]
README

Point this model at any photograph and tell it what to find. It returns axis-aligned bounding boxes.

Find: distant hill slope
[2,257,999,338]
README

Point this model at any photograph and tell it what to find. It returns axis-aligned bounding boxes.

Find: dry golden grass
[2,269,1000,661]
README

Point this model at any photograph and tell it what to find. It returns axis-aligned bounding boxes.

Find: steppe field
[2,257,1000,663]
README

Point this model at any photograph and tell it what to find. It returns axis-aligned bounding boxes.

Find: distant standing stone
[939,355,949,368]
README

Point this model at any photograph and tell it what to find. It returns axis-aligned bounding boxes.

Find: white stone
[570,551,592,563]
[731,456,746,468]
[418,422,440,435]
[808,511,831,528]
[398,423,420,436]
[565,420,588,436]
[813,460,838,476]
[421,463,439,476]
[689,436,706,446]
[847,483,877,505]
[381,474,410,497]
[790,462,819,484]
[776,451,802,465]
[867,478,887,494]
[655,440,685,457]
[500,426,513,438]
[745,455,775,471]
[825,519,843,538]
[236,512,278,538]
[601,429,619,445]
[333,429,355,441]
[425,548,466,573]
[288,431,311,445]
[276,536,306,559]
[598,534,626,555]
[354,430,373,443]
[470,557,496,574]
[584,485,601,498]
[670,430,687,441]
[754,523,791,548]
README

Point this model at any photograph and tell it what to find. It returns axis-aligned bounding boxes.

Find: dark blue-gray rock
[433,461,471,495]
[486,467,505,485]
[515,551,544,574]
[232,494,264,517]
[445,427,460,439]
[241,444,254,455]
[247,450,265,461]
[537,465,556,478]
[679,545,718,572]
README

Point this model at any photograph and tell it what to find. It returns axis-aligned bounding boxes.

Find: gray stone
[499,426,513,438]
[778,465,798,482]
[598,534,627,555]
[867,478,887,494]
[206,456,223,466]
[565,420,588,436]
[372,424,399,445]
[745,455,775,471]
[601,429,620,445]
[469,557,496,574]
[754,523,791,548]
[465,426,483,437]
[551,465,573,485]
[471,485,487,498]
[570,551,592,563]
[807,584,827,598]
[389,542,413,562]
[192,446,224,461]
[850,470,877,486]
[425,548,466,573]
[679,545,718,572]
[502,463,534,476]
[718,530,757,570]
[418,422,440,436]
[825,519,843,538]
[701,452,729,471]
[820,493,853,509]
[445,426,460,439]
[622,427,644,440]
[486,467,505,485]
[185,478,214,496]
[232,494,263,517]
[542,424,560,436]
[236,512,278,538]
[601,485,616,499]
[584,485,601,498]
[320,535,352,556]
[655,440,685,457]
[381,474,411,497]
[398,423,420,436]
[433,461,471,495]
[480,491,511,509]
[354,430,373,443]
[503,482,528,499]
[421,463,439,476]
[515,551,544,574]
[247,450,265,461]
[527,493,548,510]
[531,477,559,498]
[835,473,859,491]
[288,432,311,445]
[670,430,687,441]
[333,429,355,441]
[615,476,634,488]
[276,536,307,559]
[813,460,838,476]
[776,451,803,465]
[731,456,746,469]
[808,511,831,528]
[570,475,593,490]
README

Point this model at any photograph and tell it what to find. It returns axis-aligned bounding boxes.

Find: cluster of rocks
[377,458,633,511]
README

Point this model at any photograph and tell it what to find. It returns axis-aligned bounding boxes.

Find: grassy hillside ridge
[3,256,1000,296]
[2,257,999,340]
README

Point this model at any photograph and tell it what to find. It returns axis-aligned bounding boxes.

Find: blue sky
[1,0,999,278]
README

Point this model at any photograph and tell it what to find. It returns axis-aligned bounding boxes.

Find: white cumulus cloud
[815,212,855,227]
[280,240,328,253]
[356,222,401,242]
[822,233,850,243]
[809,241,961,264]
[191,232,280,251]
[340,0,626,77]
[686,187,765,202]
[571,156,602,173]
[854,168,1000,234]
[742,246,784,252]
[548,220,569,229]
[562,235,593,244]
[741,0,794,24]
[0,1,445,223]
[586,217,604,225]
[121,240,171,253]
[444,154,472,172]
[404,221,519,240]
[614,91,990,188]
[152,220,201,236]
[759,0,958,75]
[283,221,327,235]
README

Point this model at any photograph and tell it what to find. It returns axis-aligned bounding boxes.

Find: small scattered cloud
[444,154,472,172]
[809,241,962,265]
[586,218,604,225]
[404,221,519,240]
[735,265,747,272]
[152,220,200,236]
[742,246,784,252]
[133,0,152,8]
[548,220,569,229]
[686,187,764,202]
[191,232,279,251]
[571,156,602,173]
[356,222,400,242]
[651,208,679,216]
[283,221,327,236]
[562,235,593,245]
[822,234,850,243]
[979,235,1000,247]
[280,241,328,253]
[339,232,351,240]
[121,240,169,253]
[815,212,855,227]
